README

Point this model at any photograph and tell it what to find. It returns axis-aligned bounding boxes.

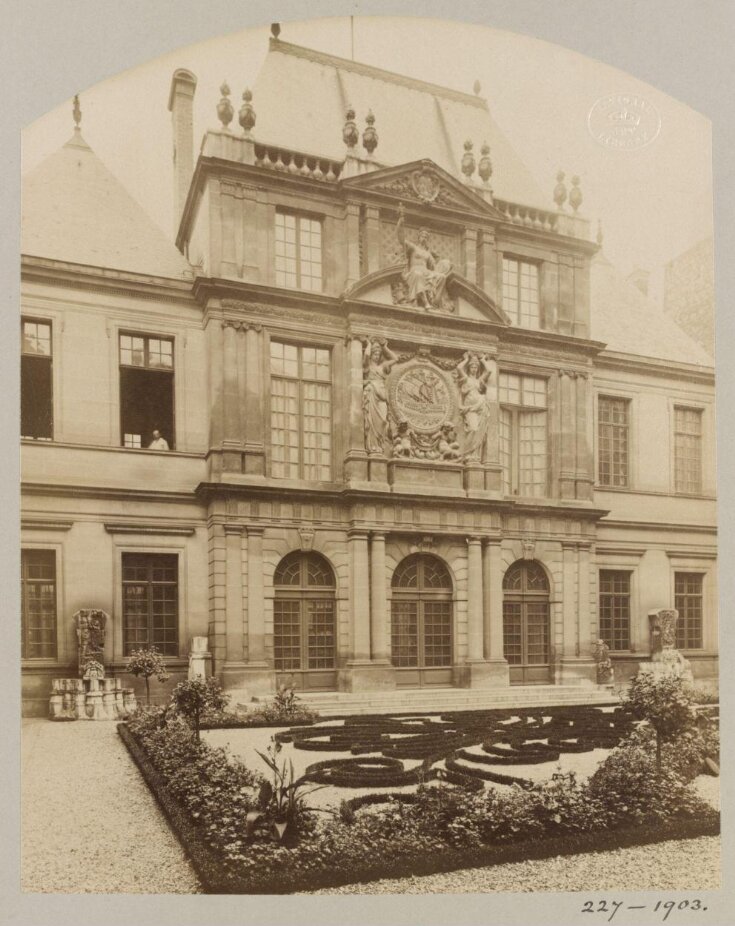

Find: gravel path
[300,837,721,894]
[21,719,201,894]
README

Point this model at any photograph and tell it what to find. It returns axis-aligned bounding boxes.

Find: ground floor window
[122,553,178,655]
[273,552,336,673]
[391,554,453,673]
[675,572,704,649]
[21,549,57,658]
[502,559,551,684]
[599,570,631,651]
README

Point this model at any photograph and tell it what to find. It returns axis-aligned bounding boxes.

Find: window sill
[595,485,715,500]
[21,438,205,458]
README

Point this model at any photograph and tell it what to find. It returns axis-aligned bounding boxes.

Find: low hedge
[118,721,719,894]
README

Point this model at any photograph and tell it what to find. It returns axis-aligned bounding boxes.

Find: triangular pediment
[341,158,507,220]
[343,263,511,326]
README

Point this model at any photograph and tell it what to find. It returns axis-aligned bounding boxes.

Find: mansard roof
[251,38,545,208]
[22,130,193,281]
[590,250,713,367]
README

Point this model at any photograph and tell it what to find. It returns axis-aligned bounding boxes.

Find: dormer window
[502,257,540,329]
[275,211,323,291]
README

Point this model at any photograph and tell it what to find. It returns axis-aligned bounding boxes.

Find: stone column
[575,373,592,500]
[577,542,593,658]
[481,539,510,684]
[479,229,497,302]
[559,371,576,499]
[559,541,595,686]
[236,526,272,696]
[223,525,245,676]
[365,206,381,274]
[344,336,368,482]
[345,202,361,288]
[463,227,478,285]
[244,323,265,475]
[370,532,390,662]
[222,320,242,472]
[467,537,484,662]
[349,530,371,663]
[206,317,224,460]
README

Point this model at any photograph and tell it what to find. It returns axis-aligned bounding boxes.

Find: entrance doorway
[273,551,337,691]
[503,560,552,685]
[391,553,453,688]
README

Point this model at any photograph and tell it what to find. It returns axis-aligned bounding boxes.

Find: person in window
[148,429,170,451]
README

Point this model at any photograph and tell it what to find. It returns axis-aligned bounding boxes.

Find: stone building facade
[20,35,718,715]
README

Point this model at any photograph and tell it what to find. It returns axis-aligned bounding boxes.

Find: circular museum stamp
[587,93,661,150]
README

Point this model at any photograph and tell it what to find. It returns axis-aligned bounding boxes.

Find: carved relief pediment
[341,159,506,219]
[343,264,510,326]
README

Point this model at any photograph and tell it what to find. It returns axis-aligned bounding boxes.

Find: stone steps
[294,685,618,716]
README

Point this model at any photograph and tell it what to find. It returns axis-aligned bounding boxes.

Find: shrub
[623,673,699,772]
[170,677,229,740]
[125,646,170,705]
[247,684,319,724]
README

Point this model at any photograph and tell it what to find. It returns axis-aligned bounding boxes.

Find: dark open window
[21,318,53,440]
[119,333,175,449]
[122,553,178,655]
[21,550,57,658]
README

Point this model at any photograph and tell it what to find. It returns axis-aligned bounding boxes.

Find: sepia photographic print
[11,3,731,921]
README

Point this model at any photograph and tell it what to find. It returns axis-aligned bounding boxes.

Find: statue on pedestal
[639,608,694,682]
[363,337,398,453]
[395,203,453,311]
[75,609,108,677]
[456,351,492,462]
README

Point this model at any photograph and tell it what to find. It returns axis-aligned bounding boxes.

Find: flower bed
[119,702,719,894]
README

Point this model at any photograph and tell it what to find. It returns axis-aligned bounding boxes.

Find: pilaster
[344,336,369,482]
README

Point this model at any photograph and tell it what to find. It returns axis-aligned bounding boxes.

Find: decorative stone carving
[238,88,255,134]
[639,608,694,682]
[363,337,398,454]
[75,609,108,676]
[438,423,461,460]
[362,110,378,156]
[392,420,415,458]
[478,143,493,186]
[456,351,492,462]
[521,538,536,560]
[82,659,105,681]
[342,106,358,149]
[569,175,583,213]
[217,82,234,128]
[394,203,454,311]
[298,527,315,551]
[461,139,476,182]
[593,639,614,684]
[553,170,567,209]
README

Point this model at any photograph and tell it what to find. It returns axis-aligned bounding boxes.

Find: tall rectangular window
[21,318,53,440]
[21,550,57,658]
[275,212,323,291]
[599,570,631,651]
[598,396,629,487]
[119,333,175,450]
[270,341,332,481]
[674,407,703,494]
[502,257,540,328]
[675,572,703,649]
[122,553,178,656]
[499,373,547,496]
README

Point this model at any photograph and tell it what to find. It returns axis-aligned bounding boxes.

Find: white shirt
[148,437,170,451]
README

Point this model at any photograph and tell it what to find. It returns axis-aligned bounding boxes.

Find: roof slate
[22,131,193,280]
[590,251,713,368]
[252,39,545,208]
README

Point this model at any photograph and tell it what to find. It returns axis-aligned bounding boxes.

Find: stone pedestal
[557,657,598,687]
[639,608,694,682]
[463,659,510,688]
[188,635,211,680]
[339,662,396,692]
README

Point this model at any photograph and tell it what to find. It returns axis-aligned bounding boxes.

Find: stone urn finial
[478,142,493,185]
[217,81,234,128]
[238,88,255,134]
[569,175,583,213]
[553,170,567,210]
[461,139,476,182]
[362,110,378,156]
[343,106,358,149]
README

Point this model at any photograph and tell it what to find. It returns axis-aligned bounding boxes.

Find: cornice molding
[21,517,73,532]
[104,522,197,536]
[595,350,714,384]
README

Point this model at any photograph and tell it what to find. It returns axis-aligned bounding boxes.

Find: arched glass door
[273,551,336,691]
[503,560,551,685]
[391,554,453,688]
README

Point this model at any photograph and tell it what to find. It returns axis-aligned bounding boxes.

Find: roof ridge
[269,38,488,110]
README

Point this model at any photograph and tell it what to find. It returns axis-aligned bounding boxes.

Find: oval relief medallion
[390,361,455,433]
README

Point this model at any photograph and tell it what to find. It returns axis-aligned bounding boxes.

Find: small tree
[623,672,698,773]
[126,646,170,706]
[170,677,229,741]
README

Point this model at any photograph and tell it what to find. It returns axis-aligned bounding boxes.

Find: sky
[21,15,713,304]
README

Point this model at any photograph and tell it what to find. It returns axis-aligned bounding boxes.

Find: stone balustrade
[253,143,343,181]
[49,677,137,721]
[493,198,560,233]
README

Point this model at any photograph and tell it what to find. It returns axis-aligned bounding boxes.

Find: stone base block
[339,662,397,692]
[458,659,511,688]
[221,663,275,701]
[557,658,598,687]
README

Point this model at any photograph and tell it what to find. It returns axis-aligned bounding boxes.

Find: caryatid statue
[362,336,398,453]
[456,351,493,462]
[395,203,453,310]
[75,609,108,676]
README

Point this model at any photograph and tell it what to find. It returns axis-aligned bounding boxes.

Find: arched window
[273,551,336,691]
[391,554,453,688]
[502,560,551,685]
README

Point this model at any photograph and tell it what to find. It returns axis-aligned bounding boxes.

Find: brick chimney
[627,267,650,297]
[168,69,197,239]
